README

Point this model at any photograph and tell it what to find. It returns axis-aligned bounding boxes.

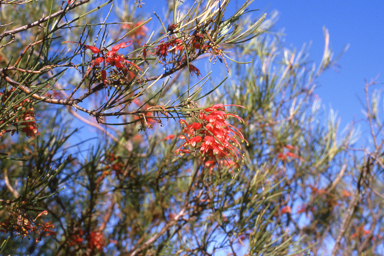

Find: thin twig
[0,0,90,41]
[129,165,200,256]
[4,169,19,198]
[332,159,368,255]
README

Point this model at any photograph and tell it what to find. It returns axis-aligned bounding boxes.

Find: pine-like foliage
[0,1,383,256]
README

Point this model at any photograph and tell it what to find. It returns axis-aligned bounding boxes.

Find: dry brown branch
[4,169,19,198]
[327,164,347,193]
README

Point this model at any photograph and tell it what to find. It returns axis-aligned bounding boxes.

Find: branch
[3,169,19,198]
[129,165,201,256]
[0,0,90,41]
[99,198,115,231]
[130,206,187,256]
[67,107,133,152]
[327,164,347,193]
[0,70,80,105]
[331,159,368,255]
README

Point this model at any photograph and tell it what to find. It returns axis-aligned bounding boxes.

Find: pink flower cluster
[174,104,247,174]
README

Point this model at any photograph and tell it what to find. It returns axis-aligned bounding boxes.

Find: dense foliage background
[1,0,383,255]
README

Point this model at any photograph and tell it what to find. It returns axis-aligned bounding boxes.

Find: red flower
[111,41,132,52]
[189,64,202,78]
[175,104,247,175]
[154,40,169,58]
[153,38,184,59]
[105,44,141,72]
[278,144,303,162]
[351,225,370,239]
[89,231,104,251]
[68,229,84,247]
[281,206,292,214]
[277,153,286,161]
[122,21,148,42]
[164,134,175,140]
[65,40,141,86]
[21,109,39,138]
[84,45,100,54]
[341,189,352,198]
[37,221,57,242]
[0,90,40,138]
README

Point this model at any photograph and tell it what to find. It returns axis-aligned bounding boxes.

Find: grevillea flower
[281,206,292,214]
[65,40,141,80]
[0,209,55,242]
[350,225,370,239]
[188,64,202,78]
[89,231,104,251]
[164,134,175,140]
[277,144,303,162]
[122,21,148,43]
[0,89,39,138]
[174,104,247,175]
[21,109,39,137]
[67,229,104,252]
[153,38,184,60]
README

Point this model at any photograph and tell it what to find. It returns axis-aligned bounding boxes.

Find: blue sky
[254,1,384,130]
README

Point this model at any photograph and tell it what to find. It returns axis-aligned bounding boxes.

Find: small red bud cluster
[277,144,302,162]
[132,99,159,129]
[174,104,247,175]
[0,88,39,138]
[121,21,148,44]
[97,153,126,187]
[0,209,56,243]
[65,40,142,94]
[147,25,218,78]
[89,231,104,251]
[67,228,104,252]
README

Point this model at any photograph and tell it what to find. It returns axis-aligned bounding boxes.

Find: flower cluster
[65,40,141,85]
[97,153,126,188]
[281,206,292,214]
[277,144,302,162]
[350,225,370,239]
[296,185,340,218]
[121,21,148,44]
[0,88,39,138]
[67,229,104,252]
[67,229,85,247]
[174,104,247,175]
[89,231,104,251]
[0,209,56,243]
[148,25,219,77]
[154,38,184,61]
[132,99,158,129]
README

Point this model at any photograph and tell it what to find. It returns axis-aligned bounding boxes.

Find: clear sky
[253,0,384,130]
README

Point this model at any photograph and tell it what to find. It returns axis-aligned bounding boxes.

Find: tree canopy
[1,0,384,255]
